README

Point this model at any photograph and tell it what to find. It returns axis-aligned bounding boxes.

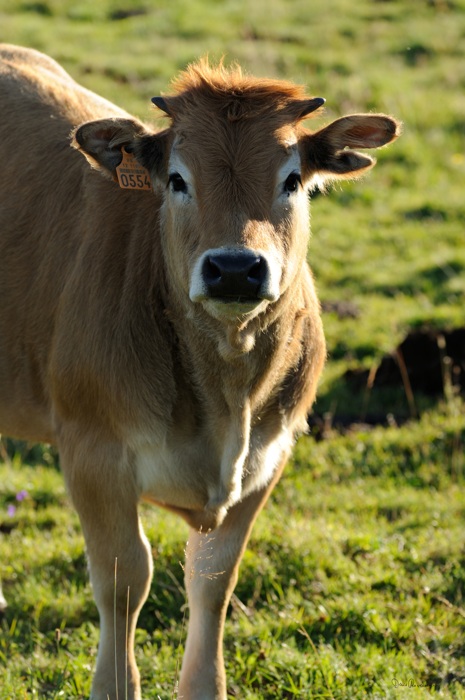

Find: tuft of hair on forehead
[161,57,316,123]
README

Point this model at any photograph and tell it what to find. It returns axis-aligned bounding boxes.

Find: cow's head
[74,60,400,345]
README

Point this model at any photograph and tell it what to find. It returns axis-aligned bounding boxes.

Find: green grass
[1,0,465,697]
[1,403,465,698]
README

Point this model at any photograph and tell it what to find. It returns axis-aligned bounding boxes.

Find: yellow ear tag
[116,149,152,191]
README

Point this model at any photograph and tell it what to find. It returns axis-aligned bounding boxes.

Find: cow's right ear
[72,118,166,182]
[301,113,401,185]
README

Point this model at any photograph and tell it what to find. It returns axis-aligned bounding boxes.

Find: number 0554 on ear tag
[116,149,152,191]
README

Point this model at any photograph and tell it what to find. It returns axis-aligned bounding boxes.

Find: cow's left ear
[302,113,401,183]
[72,118,167,182]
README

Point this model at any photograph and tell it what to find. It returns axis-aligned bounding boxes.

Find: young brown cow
[0,45,400,699]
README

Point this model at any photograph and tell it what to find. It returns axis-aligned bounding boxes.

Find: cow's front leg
[0,580,6,613]
[61,442,152,700]
[178,459,287,700]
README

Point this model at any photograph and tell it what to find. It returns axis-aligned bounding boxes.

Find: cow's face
[73,72,399,338]
[156,118,316,325]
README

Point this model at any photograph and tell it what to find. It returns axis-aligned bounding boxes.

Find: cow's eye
[168,172,187,193]
[284,172,302,194]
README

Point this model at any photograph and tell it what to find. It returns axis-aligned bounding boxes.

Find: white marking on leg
[207,400,251,511]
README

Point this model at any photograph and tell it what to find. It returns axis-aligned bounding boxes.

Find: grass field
[1,0,465,698]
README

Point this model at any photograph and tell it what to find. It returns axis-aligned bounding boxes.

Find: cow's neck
[165,283,301,421]
[161,281,303,515]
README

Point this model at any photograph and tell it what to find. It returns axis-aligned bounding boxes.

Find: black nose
[201,251,268,300]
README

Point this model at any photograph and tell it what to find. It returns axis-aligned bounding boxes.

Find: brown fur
[0,46,400,699]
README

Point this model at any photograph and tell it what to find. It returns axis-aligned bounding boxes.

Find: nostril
[203,256,222,285]
[247,258,267,285]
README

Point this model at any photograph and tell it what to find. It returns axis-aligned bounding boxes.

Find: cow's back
[0,45,135,441]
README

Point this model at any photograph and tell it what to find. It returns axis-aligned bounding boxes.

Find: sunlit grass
[1,402,464,697]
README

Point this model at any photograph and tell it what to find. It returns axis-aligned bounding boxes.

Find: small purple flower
[7,504,17,517]
[15,490,28,502]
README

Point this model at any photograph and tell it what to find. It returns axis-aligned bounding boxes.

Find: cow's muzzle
[202,251,267,301]
[190,248,280,306]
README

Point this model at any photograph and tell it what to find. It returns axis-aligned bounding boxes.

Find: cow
[0,44,400,699]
